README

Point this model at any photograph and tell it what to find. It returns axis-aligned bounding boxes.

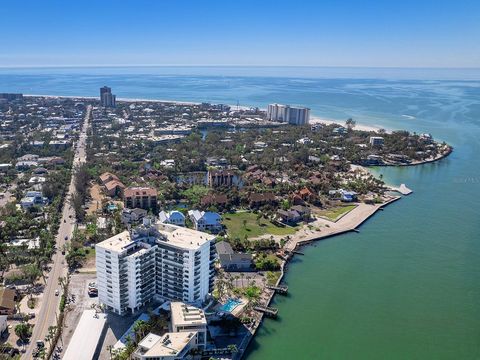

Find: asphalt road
[23,105,91,359]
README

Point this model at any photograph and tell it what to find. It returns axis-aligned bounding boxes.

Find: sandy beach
[310,115,388,133]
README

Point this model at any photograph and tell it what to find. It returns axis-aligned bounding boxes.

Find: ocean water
[1,67,479,359]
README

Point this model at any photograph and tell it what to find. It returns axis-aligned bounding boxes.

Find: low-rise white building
[132,331,197,360]
[171,302,207,349]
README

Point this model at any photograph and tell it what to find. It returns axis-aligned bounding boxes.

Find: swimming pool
[219,298,242,313]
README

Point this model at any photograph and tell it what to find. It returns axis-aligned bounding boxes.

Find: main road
[23,105,91,359]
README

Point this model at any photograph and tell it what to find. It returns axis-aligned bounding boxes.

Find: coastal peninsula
[0,93,452,359]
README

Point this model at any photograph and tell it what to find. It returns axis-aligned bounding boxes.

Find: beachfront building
[100,86,116,108]
[124,186,158,211]
[96,222,216,315]
[266,103,310,125]
[188,210,222,233]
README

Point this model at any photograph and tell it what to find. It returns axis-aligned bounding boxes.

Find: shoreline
[237,196,401,359]
[24,94,384,134]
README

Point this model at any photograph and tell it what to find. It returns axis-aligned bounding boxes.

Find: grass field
[317,205,356,221]
[223,212,297,239]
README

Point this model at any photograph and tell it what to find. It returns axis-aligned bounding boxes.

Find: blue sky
[1,0,479,67]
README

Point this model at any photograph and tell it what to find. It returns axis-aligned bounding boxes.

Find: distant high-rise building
[100,86,116,107]
[266,103,310,125]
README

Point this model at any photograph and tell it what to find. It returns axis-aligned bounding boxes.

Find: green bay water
[0,67,479,359]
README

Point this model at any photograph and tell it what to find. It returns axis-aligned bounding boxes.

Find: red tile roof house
[99,172,120,186]
[104,179,126,197]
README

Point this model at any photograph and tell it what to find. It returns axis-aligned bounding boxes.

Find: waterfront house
[215,241,252,271]
[277,209,301,224]
[291,205,311,221]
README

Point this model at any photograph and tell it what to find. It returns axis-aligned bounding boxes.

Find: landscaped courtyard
[222,211,297,239]
[316,204,357,221]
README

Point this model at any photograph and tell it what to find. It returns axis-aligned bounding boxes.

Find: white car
[55,289,60,296]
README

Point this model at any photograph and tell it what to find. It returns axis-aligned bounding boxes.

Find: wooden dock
[254,305,278,318]
[266,284,288,295]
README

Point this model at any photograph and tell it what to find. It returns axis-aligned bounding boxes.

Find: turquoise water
[220,298,243,313]
[1,67,479,359]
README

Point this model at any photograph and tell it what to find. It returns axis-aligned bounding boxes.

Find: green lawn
[223,212,297,239]
[317,205,357,221]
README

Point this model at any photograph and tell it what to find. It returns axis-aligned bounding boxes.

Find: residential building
[99,172,120,186]
[121,208,148,225]
[0,288,16,315]
[277,209,301,224]
[291,205,311,220]
[96,231,157,315]
[20,191,47,209]
[96,222,216,315]
[124,187,157,211]
[100,86,116,108]
[0,315,7,334]
[215,241,252,272]
[132,332,198,360]
[158,210,185,226]
[207,169,235,187]
[248,192,276,208]
[369,136,385,147]
[104,179,126,197]
[200,193,228,208]
[266,103,310,125]
[329,189,358,202]
[171,302,207,349]
[188,210,222,233]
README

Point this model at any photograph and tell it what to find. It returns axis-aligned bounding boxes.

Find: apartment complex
[100,86,116,108]
[124,186,158,211]
[96,222,216,315]
[266,103,310,125]
[207,169,236,187]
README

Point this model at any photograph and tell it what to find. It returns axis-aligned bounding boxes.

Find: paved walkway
[285,197,399,251]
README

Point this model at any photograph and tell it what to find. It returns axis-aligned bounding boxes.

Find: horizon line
[0,64,479,70]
